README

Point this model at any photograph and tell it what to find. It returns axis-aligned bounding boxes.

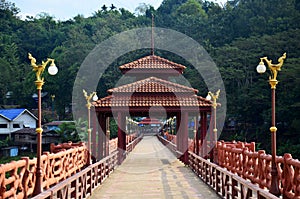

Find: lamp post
[206,89,220,163]
[83,89,98,165]
[256,52,286,196]
[28,53,58,196]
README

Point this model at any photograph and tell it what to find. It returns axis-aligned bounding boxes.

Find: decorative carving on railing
[188,151,280,199]
[0,144,87,199]
[157,134,279,198]
[30,151,119,199]
[158,134,300,198]
[0,157,35,199]
[109,138,118,153]
[30,134,142,199]
[50,142,86,153]
[0,133,143,199]
[32,151,118,199]
[217,140,300,198]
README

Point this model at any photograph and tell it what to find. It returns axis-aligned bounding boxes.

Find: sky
[10,0,228,21]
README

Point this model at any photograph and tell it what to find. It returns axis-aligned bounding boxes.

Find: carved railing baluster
[157,135,287,199]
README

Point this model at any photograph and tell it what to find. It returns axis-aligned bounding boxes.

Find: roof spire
[151,14,155,55]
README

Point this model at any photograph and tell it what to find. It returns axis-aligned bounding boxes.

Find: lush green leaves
[0,0,299,157]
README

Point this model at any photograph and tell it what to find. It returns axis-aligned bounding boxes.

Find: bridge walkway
[90,136,219,199]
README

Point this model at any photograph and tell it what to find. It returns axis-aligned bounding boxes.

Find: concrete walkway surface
[90,136,219,199]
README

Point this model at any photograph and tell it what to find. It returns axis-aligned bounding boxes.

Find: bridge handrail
[158,134,300,198]
[188,151,280,199]
[217,141,300,198]
[109,133,140,153]
[0,133,142,199]
[0,145,87,199]
[126,133,143,153]
[31,150,119,199]
[50,141,86,153]
[157,135,183,157]
[158,134,279,198]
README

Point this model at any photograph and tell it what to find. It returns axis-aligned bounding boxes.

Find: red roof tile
[108,77,198,94]
[119,55,186,70]
[94,95,211,107]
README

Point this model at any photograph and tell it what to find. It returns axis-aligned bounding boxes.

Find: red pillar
[91,108,97,162]
[105,117,110,156]
[100,115,106,158]
[182,112,189,164]
[209,110,214,160]
[200,112,208,158]
[195,114,200,155]
[176,112,189,164]
[176,113,181,157]
[98,113,106,160]
[117,112,126,164]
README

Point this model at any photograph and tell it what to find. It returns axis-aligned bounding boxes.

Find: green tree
[56,122,79,143]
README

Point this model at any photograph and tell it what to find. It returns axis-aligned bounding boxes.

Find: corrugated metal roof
[0,108,26,121]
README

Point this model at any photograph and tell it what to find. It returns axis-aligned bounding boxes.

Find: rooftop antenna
[151,14,155,55]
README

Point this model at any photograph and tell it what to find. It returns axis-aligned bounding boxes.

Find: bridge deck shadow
[90,136,219,199]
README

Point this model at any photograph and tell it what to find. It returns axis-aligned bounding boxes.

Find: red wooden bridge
[1,133,299,199]
[1,54,299,198]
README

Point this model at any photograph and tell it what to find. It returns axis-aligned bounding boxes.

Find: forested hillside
[0,0,299,157]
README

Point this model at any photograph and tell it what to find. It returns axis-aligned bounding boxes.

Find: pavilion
[93,54,212,164]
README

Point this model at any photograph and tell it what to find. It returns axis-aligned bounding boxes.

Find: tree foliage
[0,0,299,157]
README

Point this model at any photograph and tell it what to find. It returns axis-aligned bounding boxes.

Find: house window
[13,124,20,128]
[0,124,7,129]
[0,124,8,128]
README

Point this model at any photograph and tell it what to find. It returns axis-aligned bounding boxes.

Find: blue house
[0,108,37,138]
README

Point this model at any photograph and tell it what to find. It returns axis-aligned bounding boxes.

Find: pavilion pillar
[195,114,199,155]
[105,117,110,156]
[182,112,189,164]
[176,112,188,164]
[200,112,208,158]
[97,113,106,160]
[117,112,126,164]
[209,111,214,161]
[176,112,181,156]
[91,107,97,162]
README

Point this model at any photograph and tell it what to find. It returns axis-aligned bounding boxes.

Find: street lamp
[28,53,58,196]
[83,89,98,165]
[206,89,220,163]
[256,52,286,196]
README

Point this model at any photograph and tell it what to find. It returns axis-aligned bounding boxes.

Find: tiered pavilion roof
[94,55,211,112]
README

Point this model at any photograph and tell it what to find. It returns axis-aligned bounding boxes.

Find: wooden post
[195,114,199,155]
[105,117,110,156]
[200,112,208,158]
[98,113,106,160]
[117,112,126,164]
[182,112,189,164]
[176,112,181,159]
[91,107,97,162]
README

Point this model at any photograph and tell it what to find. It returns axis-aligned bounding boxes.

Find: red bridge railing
[217,140,300,199]
[0,143,87,199]
[31,151,118,199]
[159,134,300,199]
[0,133,142,199]
[189,151,280,199]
